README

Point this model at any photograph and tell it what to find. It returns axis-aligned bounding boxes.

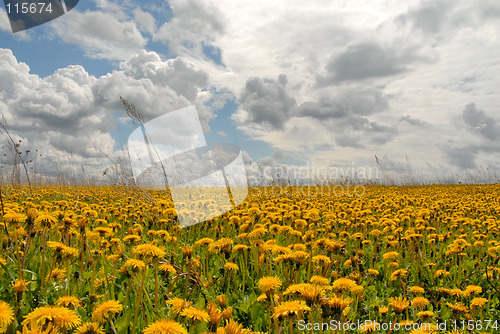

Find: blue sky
[1,0,500,184]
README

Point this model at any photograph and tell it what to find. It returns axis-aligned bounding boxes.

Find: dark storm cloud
[462,103,500,140]
[317,42,426,85]
[238,74,297,129]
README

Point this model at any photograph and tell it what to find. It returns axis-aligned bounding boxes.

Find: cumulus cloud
[0,49,113,176]
[233,76,396,150]
[119,50,208,101]
[234,74,296,129]
[154,0,226,58]
[95,50,214,131]
[133,8,157,36]
[0,48,213,181]
[51,10,147,60]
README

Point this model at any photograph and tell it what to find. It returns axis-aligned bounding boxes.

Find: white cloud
[0,48,215,182]
[0,8,31,40]
[0,8,11,32]
[154,0,226,58]
[51,10,147,60]
[133,8,156,36]
[3,0,500,182]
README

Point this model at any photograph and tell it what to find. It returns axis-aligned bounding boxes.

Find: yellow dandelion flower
[221,307,233,321]
[310,275,329,285]
[258,276,282,294]
[382,251,399,261]
[224,262,239,272]
[57,296,82,309]
[465,285,482,295]
[22,306,81,330]
[61,246,79,258]
[388,261,399,269]
[0,300,14,329]
[181,246,194,258]
[166,298,192,316]
[390,269,408,281]
[412,297,430,308]
[332,277,356,291]
[133,243,166,261]
[326,296,353,315]
[180,306,210,323]
[446,302,468,313]
[122,259,146,272]
[195,238,214,247]
[46,241,78,258]
[272,300,311,319]
[91,300,123,323]
[223,319,245,334]
[4,212,27,225]
[379,306,389,314]
[123,235,141,243]
[232,244,249,253]
[12,279,30,293]
[417,310,434,319]
[293,283,325,303]
[350,284,364,295]
[16,323,59,334]
[409,286,425,294]
[47,268,67,281]
[74,322,105,334]
[312,255,331,266]
[434,269,449,278]
[256,293,279,303]
[142,319,187,334]
[389,296,410,313]
[206,302,222,327]
[34,214,57,230]
[471,297,488,309]
[216,295,227,308]
[159,264,176,275]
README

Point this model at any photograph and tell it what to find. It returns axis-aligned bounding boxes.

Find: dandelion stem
[154,260,159,309]
[132,271,145,334]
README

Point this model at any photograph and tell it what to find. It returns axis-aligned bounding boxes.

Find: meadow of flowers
[0,184,499,333]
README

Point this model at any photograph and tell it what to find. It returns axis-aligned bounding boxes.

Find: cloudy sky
[1,0,500,185]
